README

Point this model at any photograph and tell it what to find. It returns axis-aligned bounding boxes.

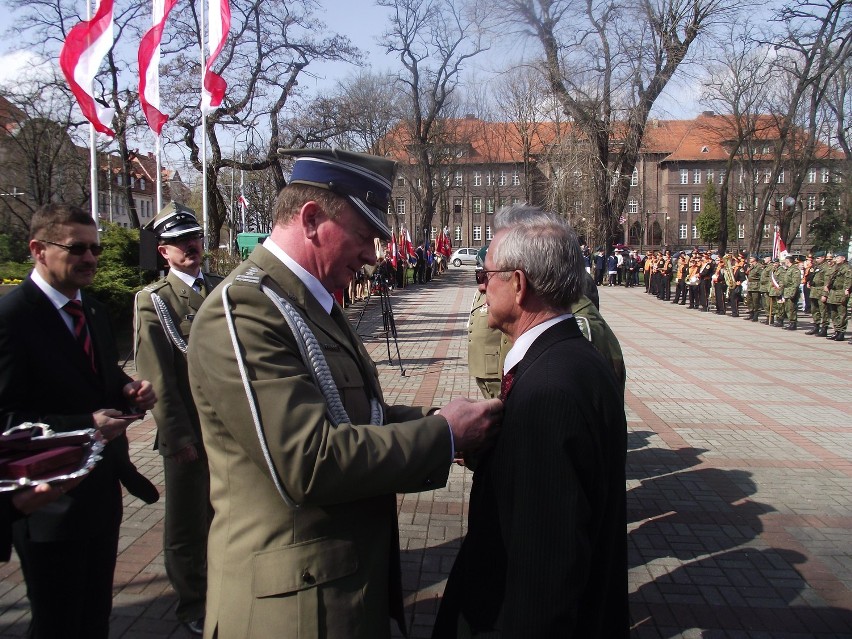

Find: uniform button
[302,569,315,585]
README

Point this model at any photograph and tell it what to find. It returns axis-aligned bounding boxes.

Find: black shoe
[831,332,846,341]
[804,327,817,335]
[119,468,160,504]
[182,618,204,636]
[817,327,829,337]
[784,323,797,330]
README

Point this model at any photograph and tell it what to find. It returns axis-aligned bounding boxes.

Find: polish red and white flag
[201,0,231,112]
[59,0,116,137]
[138,0,178,135]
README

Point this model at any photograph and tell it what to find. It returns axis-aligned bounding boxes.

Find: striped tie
[499,367,516,401]
[64,300,96,372]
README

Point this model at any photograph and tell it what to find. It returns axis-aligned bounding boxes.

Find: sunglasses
[475,269,515,285]
[38,239,104,257]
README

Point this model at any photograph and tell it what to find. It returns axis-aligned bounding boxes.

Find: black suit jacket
[0,276,132,551]
[434,319,628,638]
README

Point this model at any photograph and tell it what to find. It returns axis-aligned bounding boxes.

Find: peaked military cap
[813,250,826,257]
[278,147,396,241]
[145,202,203,240]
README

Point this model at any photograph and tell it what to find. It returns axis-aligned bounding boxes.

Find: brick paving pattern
[1,267,850,638]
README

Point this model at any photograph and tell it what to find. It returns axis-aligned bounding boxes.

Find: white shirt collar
[30,268,81,310]
[263,237,334,314]
[503,313,572,375]
[171,268,203,289]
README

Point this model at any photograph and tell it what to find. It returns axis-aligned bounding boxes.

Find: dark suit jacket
[0,276,132,550]
[434,319,629,638]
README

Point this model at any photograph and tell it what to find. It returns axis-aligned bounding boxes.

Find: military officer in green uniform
[822,253,851,341]
[570,294,626,393]
[781,254,802,330]
[758,255,773,324]
[187,148,501,639]
[744,254,764,321]
[805,251,830,336]
[133,203,223,635]
[468,287,509,399]
[764,259,783,326]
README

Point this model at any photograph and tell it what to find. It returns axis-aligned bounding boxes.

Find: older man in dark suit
[0,204,157,638]
[433,205,628,638]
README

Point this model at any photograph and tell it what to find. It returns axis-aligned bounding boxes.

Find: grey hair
[491,204,584,311]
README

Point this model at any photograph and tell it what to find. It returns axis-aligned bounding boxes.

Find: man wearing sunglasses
[133,203,222,635]
[0,203,157,638]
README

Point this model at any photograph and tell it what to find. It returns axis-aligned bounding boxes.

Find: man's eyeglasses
[475,269,515,285]
[38,239,104,257]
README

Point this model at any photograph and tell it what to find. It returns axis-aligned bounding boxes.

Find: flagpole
[155,135,163,212]
[200,0,209,268]
[86,0,99,233]
[239,153,245,232]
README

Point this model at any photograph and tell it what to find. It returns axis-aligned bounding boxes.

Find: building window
[821,168,830,183]
[140,178,146,190]
[764,168,772,184]
[631,168,638,186]
[454,225,462,242]
[486,225,493,240]
[455,171,463,187]
[628,198,638,214]
[397,175,405,186]
[431,227,437,240]
[808,168,817,183]
[453,197,463,213]
[738,224,745,239]
[443,172,451,187]
[473,171,481,186]
[807,194,816,211]
[511,198,520,205]
[706,168,714,183]
[719,170,725,185]
[693,169,701,184]
[395,198,405,216]
[692,195,701,212]
[473,225,482,241]
[486,198,495,213]
[680,169,688,184]
[486,172,494,186]
[679,195,688,212]
[679,223,687,239]
[473,197,482,213]
[499,171,506,186]
[833,172,842,183]
[499,197,507,208]
[763,224,771,239]
[736,197,745,211]
[692,225,699,239]
[512,171,520,186]
[777,169,784,184]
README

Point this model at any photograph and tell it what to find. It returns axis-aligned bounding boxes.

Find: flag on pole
[403,228,415,259]
[59,0,116,137]
[238,193,249,210]
[389,230,398,269]
[138,0,177,135]
[772,225,787,261]
[201,0,231,112]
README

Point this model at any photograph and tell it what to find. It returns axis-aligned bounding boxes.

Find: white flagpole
[239,153,245,232]
[87,0,99,234]
[155,136,163,212]
[200,0,209,267]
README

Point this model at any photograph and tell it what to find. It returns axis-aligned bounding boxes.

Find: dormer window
[701,146,709,153]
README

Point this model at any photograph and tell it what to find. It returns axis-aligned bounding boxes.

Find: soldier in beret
[805,251,829,336]
[133,203,222,635]
[823,253,851,341]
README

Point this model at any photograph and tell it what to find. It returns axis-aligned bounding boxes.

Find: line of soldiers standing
[643,248,852,341]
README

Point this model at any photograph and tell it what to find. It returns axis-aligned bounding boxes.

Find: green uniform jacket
[782,263,801,299]
[826,262,852,304]
[747,262,764,290]
[570,295,626,393]
[187,245,452,639]
[759,262,774,294]
[767,264,783,297]
[809,262,829,299]
[134,270,222,455]
[467,290,509,382]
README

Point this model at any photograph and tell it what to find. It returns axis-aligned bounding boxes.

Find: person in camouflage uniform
[744,254,764,322]
[763,259,783,327]
[805,251,830,336]
[758,255,774,324]
[822,253,851,341]
[781,254,802,330]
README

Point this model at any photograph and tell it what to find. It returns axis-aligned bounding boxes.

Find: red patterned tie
[64,300,96,372]
[499,368,516,401]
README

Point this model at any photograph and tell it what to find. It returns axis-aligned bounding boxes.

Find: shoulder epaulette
[233,265,265,287]
[142,279,169,294]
